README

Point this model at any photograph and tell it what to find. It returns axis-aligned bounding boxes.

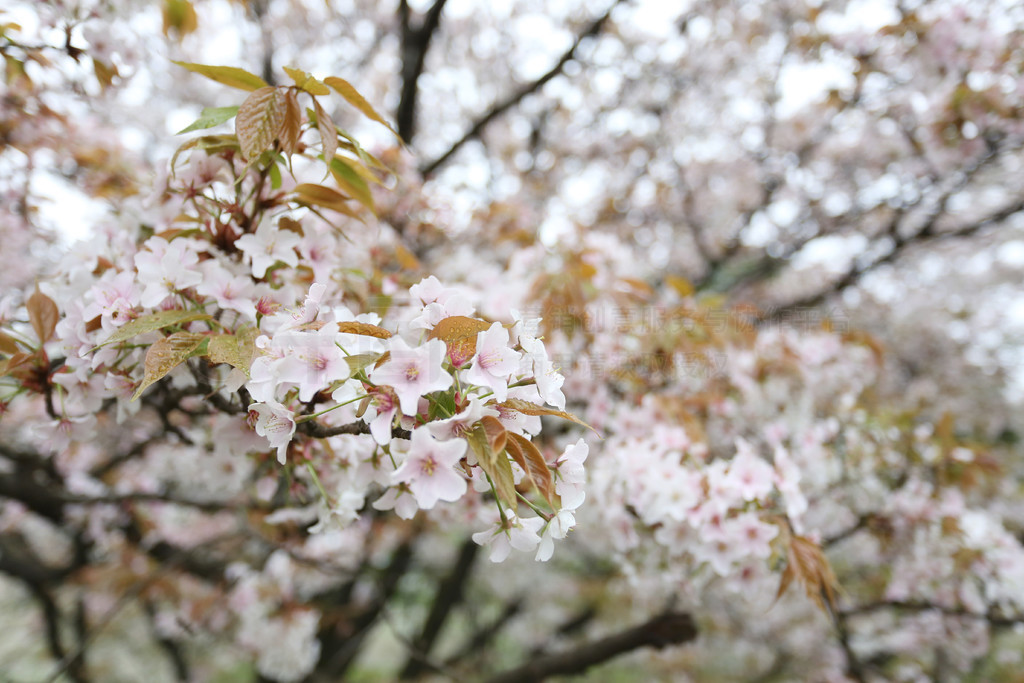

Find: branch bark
[419,0,625,177]
[485,610,697,683]
[396,0,449,143]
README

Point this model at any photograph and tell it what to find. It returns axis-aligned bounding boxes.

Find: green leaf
[282,66,330,95]
[176,106,239,134]
[268,160,282,190]
[173,61,268,92]
[323,76,401,141]
[467,423,516,508]
[342,352,380,379]
[169,134,240,174]
[132,332,207,400]
[98,310,211,348]
[207,326,256,375]
[330,157,374,213]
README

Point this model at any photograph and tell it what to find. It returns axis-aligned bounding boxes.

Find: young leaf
[496,397,597,434]
[282,66,330,95]
[774,535,841,616]
[336,322,392,339]
[173,61,268,92]
[176,106,239,134]
[0,351,34,378]
[132,332,206,400]
[343,352,381,378]
[278,88,302,155]
[293,183,351,213]
[236,86,288,160]
[0,331,20,355]
[169,134,239,174]
[506,432,557,507]
[428,316,491,366]
[323,76,401,140]
[395,243,421,271]
[314,100,338,171]
[207,327,256,375]
[162,0,198,38]
[98,310,211,348]
[330,157,375,213]
[27,287,59,343]
[466,423,516,509]
[480,415,507,455]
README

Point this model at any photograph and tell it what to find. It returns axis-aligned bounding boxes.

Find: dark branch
[842,600,1024,628]
[396,0,449,143]
[420,0,625,177]
[485,610,697,683]
[399,538,479,679]
[768,194,1024,318]
[297,417,412,440]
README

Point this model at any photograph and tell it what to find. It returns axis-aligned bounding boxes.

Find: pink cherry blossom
[235,220,301,279]
[369,337,452,416]
[249,401,296,464]
[725,438,775,503]
[391,428,468,510]
[464,322,521,401]
[133,236,204,307]
[472,513,545,563]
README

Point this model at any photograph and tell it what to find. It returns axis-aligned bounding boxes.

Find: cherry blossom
[235,220,301,279]
[369,337,453,416]
[391,428,468,510]
[463,322,521,401]
[249,401,297,464]
[472,513,545,563]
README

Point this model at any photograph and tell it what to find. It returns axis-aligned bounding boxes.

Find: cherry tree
[2,1,1024,681]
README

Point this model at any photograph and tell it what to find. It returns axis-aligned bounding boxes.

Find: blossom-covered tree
[2,1,1024,681]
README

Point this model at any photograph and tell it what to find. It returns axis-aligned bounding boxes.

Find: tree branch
[768,193,1024,318]
[396,0,449,143]
[420,0,625,177]
[297,417,411,440]
[485,610,697,683]
[399,537,479,679]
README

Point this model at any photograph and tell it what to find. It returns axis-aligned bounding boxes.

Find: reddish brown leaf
[337,322,392,339]
[775,535,840,616]
[314,99,337,165]
[236,86,288,160]
[278,88,302,155]
[293,183,351,213]
[497,397,597,434]
[27,287,59,343]
[278,216,304,235]
[428,316,491,367]
[480,415,507,455]
[506,432,557,507]
[0,331,19,355]
[0,351,34,378]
